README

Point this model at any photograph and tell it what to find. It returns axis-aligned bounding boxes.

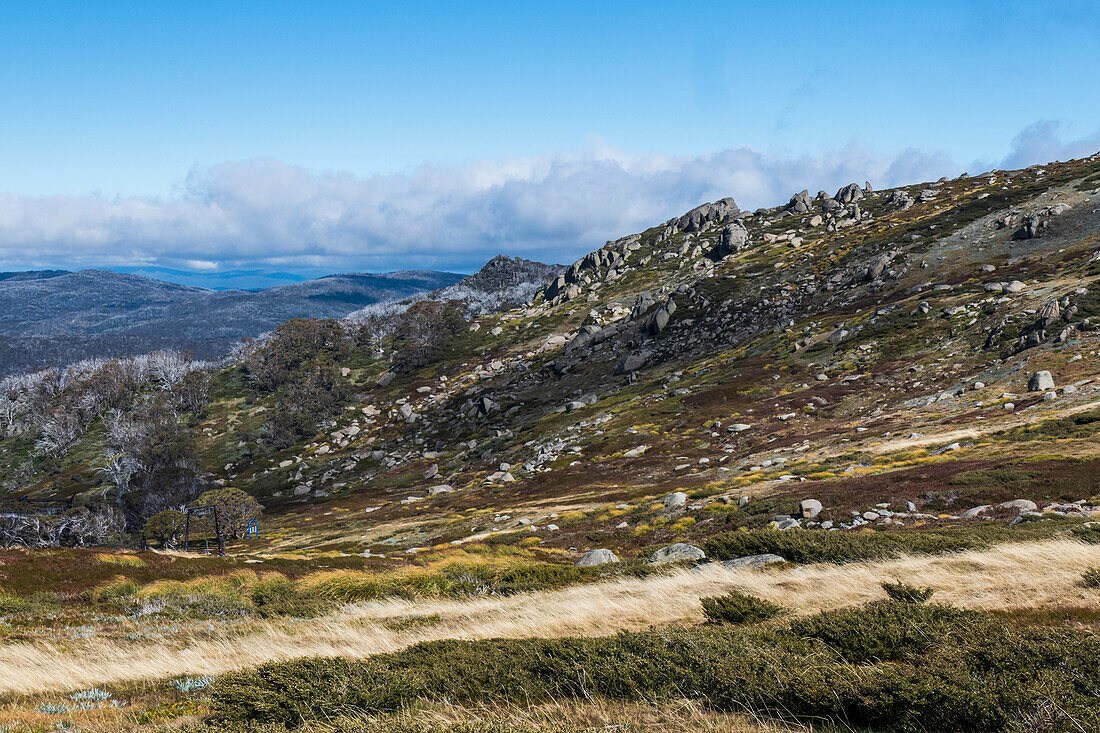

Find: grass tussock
[78,552,655,620]
[95,552,147,567]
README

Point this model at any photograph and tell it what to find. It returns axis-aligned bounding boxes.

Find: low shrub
[790,602,985,664]
[703,522,1074,565]
[1071,524,1100,544]
[881,580,935,603]
[1082,566,1100,589]
[701,590,786,624]
[211,601,1100,732]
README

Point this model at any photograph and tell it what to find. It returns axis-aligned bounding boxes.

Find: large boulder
[712,222,749,258]
[1015,212,1047,239]
[1037,298,1061,328]
[799,499,822,519]
[864,253,894,281]
[998,499,1038,513]
[1028,371,1055,392]
[785,189,812,214]
[674,197,739,232]
[649,299,676,334]
[648,542,706,565]
[888,190,913,209]
[835,183,864,204]
[651,308,671,334]
[616,350,652,375]
[575,549,620,567]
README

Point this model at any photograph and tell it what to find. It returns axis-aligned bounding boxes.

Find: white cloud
[2,126,1087,275]
[184,259,220,270]
[991,121,1100,171]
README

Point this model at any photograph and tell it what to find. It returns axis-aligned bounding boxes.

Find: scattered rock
[575,549,620,567]
[799,499,822,519]
[998,499,1037,513]
[648,543,706,565]
[616,350,652,374]
[1028,371,1055,392]
[663,491,688,509]
[719,553,786,570]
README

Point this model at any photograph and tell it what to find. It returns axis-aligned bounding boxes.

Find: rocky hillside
[4,153,1100,564]
[346,254,565,322]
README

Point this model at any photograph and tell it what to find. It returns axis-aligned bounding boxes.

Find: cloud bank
[0,124,1096,274]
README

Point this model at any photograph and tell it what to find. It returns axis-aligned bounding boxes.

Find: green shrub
[1082,567,1100,589]
[211,601,1100,731]
[143,509,186,548]
[881,580,935,603]
[1071,524,1100,544]
[190,488,261,539]
[703,522,1072,565]
[791,602,986,664]
[701,590,786,624]
[1003,409,1100,441]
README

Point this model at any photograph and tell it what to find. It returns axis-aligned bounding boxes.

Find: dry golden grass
[2,539,1099,696]
[870,397,1100,454]
[313,699,805,732]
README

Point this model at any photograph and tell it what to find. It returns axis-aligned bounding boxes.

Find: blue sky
[0,0,1098,280]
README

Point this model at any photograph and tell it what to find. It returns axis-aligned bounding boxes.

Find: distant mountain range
[112,267,320,290]
[0,268,464,374]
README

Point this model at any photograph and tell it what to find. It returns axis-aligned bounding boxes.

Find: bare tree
[148,349,193,390]
[174,370,210,414]
[0,504,124,548]
[97,449,144,500]
[35,411,83,457]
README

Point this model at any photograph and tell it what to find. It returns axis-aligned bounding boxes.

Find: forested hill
[0,268,464,374]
